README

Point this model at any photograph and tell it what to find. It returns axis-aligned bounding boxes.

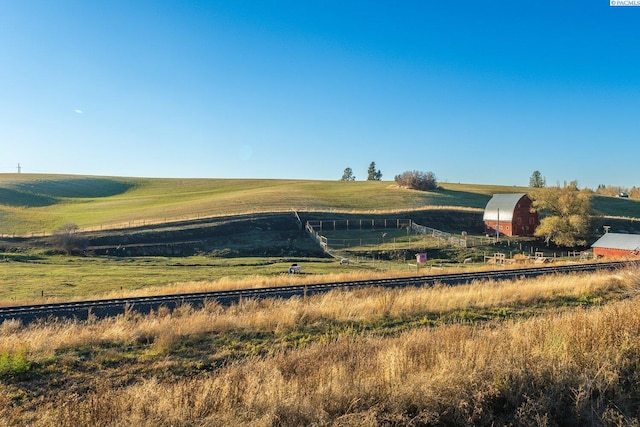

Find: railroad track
[0,261,635,325]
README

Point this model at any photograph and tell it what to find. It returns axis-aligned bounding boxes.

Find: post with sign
[415,252,427,273]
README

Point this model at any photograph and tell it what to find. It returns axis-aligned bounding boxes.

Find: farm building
[483,193,539,237]
[591,232,640,257]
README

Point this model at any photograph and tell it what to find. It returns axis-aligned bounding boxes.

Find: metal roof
[482,193,528,222]
[591,233,640,251]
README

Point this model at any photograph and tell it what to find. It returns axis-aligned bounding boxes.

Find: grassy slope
[0,174,501,234]
[1,174,639,234]
[591,193,640,218]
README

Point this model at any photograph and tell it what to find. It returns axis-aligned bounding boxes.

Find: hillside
[0,174,491,235]
[1,174,639,236]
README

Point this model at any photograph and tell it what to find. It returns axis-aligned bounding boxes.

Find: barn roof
[591,233,640,251]
[483,193,529,222]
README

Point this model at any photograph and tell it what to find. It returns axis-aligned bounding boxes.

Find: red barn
[483,193,539,237]
[591,233,640,257]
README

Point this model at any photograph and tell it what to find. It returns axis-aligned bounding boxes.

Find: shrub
[50,222,88,255]
[394,170,438,191]
[0,352,31,378]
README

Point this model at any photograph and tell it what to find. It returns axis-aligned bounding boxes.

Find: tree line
[340,162,383,182]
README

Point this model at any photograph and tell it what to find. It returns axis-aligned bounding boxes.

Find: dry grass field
[1,267,639,426]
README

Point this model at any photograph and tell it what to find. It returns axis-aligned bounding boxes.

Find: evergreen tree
[340,167,356,181]
[367,162,382,181]
[529,170,546,188]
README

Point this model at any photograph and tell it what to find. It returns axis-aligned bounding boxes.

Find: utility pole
[17,163,21,173]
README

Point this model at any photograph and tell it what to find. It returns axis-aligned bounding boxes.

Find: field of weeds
[1,267,639,425]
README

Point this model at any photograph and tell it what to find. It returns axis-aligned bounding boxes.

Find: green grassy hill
[1,174,638,235]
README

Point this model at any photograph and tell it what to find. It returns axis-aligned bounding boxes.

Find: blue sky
[1,1,639,188]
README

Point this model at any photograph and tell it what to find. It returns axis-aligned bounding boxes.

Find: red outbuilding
[483,193,539,237]
[591,233,640,257]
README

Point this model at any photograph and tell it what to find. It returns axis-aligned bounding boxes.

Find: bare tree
[51,222,88,255]
[395,170,438,191]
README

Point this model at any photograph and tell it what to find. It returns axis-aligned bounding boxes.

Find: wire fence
[410,223,492,248]
[304,218,490,260]
[305,218,412,232]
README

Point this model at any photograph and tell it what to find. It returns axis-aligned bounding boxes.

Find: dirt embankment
[0,210,486,257]
[0,213,316,257]
[84,213,319,257]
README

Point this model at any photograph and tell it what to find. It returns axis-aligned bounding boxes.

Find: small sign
[416,253,427,263]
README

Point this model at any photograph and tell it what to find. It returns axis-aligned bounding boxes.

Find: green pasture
[319,228,442,251]
[0,254,378,304]
[591,194,640,219]
[0,250,495,305]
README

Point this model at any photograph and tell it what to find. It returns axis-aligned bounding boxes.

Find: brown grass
[1,268,639,426]
[2,269,634,357]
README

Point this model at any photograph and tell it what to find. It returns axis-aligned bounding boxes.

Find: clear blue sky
[1,1,639,188]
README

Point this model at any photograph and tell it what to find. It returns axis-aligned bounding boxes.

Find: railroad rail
[0,261,636,325]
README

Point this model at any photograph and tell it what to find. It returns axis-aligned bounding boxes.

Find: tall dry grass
[1,268,639,425]
[8,296,640,426]
[0,269,636,358]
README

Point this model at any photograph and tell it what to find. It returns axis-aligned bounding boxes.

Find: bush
[50,222,88,255]
[0,352,31,378]
[394,171,438,191]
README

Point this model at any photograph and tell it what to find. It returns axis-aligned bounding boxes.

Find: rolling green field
[0,174,523,234]
[2,174,638,235]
